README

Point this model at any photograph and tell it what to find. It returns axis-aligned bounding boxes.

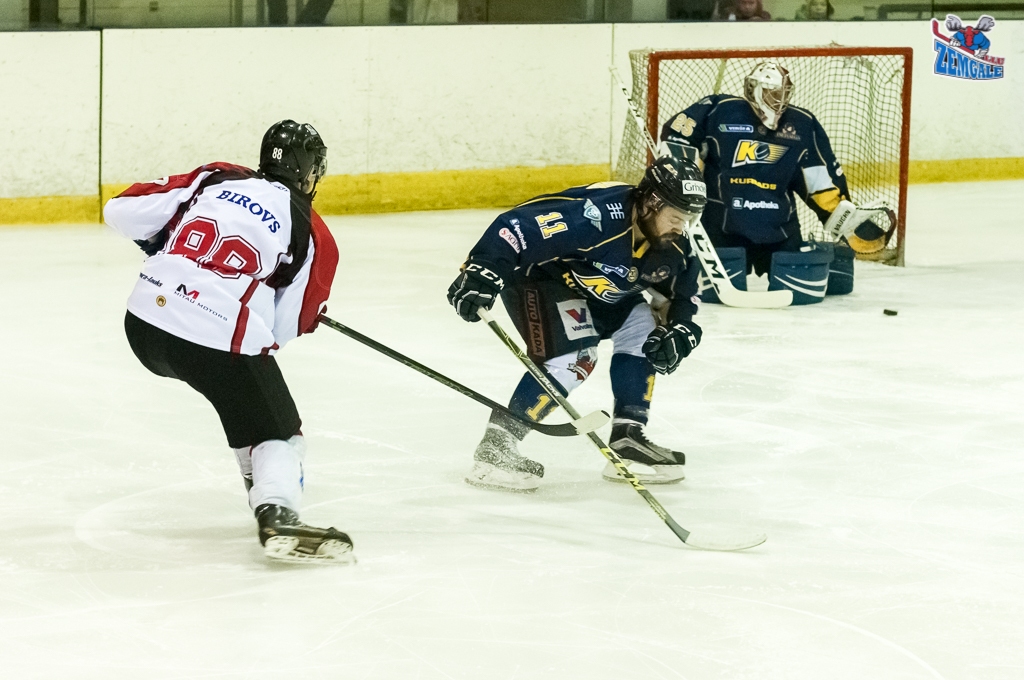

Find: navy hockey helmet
[259,120,328,194]
[636,155,708,218]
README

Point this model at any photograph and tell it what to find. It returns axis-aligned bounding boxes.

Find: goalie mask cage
[615,47,913,265]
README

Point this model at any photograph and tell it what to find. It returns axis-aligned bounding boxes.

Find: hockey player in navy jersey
[104,121,352,562]
[447,156,707,492]
[661,61,893,285]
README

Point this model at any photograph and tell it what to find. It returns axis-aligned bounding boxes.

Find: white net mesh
[615,47,910,265]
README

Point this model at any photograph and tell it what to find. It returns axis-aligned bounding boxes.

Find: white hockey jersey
[104,163,339,356]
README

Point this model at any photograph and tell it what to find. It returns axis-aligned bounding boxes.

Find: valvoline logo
[565,308,588,324]
[932,15,1004,80]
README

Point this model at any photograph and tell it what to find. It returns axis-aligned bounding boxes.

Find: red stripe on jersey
[297,211,339,336]
[116,162,254,198]
[231,279,261,354]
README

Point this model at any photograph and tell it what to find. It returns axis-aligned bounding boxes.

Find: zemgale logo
[932,15,1004,81]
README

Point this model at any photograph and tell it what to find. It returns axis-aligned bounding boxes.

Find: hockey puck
[883,309,898,316]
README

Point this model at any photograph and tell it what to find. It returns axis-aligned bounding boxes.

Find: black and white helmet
[636,155,707,218]
[743,61,794,130]
[259,120,328,194]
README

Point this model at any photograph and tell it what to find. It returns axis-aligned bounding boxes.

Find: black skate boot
[603,422,686,484]
[256,504,354,563]
[465,412,544,492]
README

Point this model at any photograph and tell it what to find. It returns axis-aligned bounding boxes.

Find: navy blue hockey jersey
[464,182,700,324]
[661,95,849,244]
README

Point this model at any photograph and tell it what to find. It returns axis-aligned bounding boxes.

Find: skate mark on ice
[75,476,248,566]
[701,591,947,679]
[308,428,412,454]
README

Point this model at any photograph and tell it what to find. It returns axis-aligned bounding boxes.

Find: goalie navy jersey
[661,95,850,244]
[464,182,700,323]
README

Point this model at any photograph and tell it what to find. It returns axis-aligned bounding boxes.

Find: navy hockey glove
[642,320,702,375]
[447,262,505,322]
[134,229,168,257]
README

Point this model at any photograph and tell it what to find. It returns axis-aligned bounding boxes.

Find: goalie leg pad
[767,247,834,305]
[699,247,747,304]
[826,243,855,296]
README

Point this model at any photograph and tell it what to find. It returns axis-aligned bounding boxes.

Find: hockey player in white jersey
[104,120,352,563]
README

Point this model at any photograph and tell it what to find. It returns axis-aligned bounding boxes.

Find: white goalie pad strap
[249,435,306,513]
[610,302,658,357]
[824,199,892,240]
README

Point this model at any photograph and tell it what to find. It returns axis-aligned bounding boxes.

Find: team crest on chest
[732,140,789,167]
[570,272,626,303]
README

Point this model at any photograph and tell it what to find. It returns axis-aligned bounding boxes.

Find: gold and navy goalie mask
[743,62,794,131]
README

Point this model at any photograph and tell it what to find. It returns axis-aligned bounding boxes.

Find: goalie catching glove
[447,261,505,322]
[824,199,897,254]
[642,320,702,375]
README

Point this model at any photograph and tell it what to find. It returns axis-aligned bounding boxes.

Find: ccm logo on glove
[447,262,505,323]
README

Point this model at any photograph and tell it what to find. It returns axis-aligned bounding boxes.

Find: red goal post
[614,46,913,266]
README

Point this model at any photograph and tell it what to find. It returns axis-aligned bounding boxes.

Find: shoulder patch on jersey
[583,199,603,232]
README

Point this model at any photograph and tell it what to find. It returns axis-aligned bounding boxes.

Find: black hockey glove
[134,229,168,257]
[447,262,505,322]
[643,320,702,375]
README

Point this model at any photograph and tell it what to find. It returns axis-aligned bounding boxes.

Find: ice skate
[256,504,355,563]
[465,422,544,493]
[603,423,686,484]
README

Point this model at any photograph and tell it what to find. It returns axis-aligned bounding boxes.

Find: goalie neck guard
[743,62,794,131]
[259,120,328,195]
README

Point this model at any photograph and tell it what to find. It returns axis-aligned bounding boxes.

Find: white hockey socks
[247,435,306,513]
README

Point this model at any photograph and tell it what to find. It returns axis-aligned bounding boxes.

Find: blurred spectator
[267,0,334,25]
[795,0,833,20]
[668,0,720,21]
[716,0,771,21]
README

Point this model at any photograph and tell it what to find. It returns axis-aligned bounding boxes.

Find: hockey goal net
[614,46,913,265]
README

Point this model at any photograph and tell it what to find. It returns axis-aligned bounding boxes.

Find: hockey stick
[318,315,609,438]
[609,66,792,309]
[477,309,766,552]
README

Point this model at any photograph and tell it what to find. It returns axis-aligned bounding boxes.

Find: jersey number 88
[167,217,263,279]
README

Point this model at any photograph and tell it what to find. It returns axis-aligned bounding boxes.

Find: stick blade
[571,409,611,435]
[683,530,767,552]
[717,288,793,309]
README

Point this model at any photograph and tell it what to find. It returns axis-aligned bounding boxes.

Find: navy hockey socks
[610,353,655,425]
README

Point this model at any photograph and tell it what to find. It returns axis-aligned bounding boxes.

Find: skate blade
[264,536,357,564]
[601,461,685,485]
[465,462,540,493]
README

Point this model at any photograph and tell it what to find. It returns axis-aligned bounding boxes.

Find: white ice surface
[1,181,1023,679]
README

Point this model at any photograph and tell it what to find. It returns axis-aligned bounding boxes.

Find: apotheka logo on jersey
[932,15,1004,81]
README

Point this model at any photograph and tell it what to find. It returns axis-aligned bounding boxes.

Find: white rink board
[0,31,99,199]
[0,180,1022,678]
[100,24,613,184]
[3,21,1024,199]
